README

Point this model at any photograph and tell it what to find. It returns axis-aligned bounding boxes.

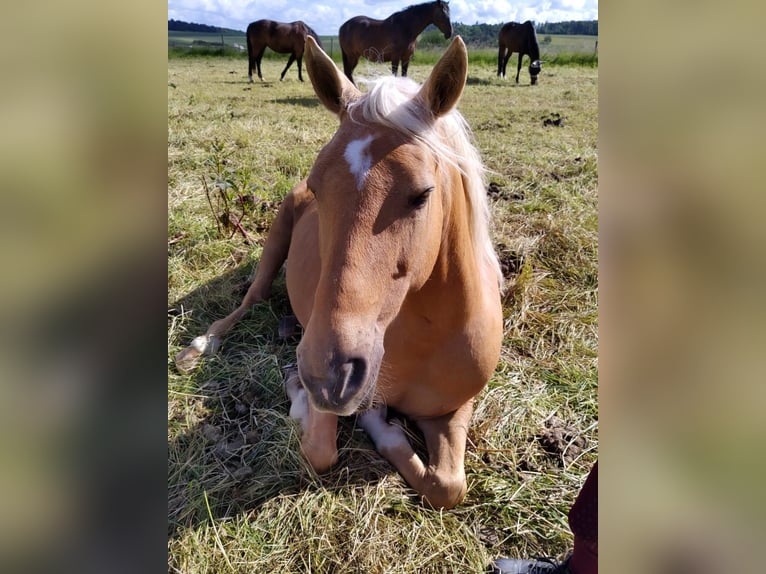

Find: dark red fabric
[567,462,598,574]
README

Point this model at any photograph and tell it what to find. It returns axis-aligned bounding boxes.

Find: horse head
[298,35,469,416]
[529,60,542,84]
[433,0,453,39]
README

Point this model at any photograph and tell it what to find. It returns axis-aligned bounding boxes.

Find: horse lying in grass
[176,36,503,509]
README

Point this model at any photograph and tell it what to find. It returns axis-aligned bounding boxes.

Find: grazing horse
[339,0,453,84]
[497,20,542,84]
[175,36,503,509]
[246,19,323,82]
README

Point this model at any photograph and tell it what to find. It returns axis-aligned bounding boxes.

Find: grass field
[168,53,598,573]
[168,31,598,64]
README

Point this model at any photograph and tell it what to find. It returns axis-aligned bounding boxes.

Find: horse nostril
[336,357,368,400]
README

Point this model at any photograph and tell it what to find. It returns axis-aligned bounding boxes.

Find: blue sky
[168,0,598,35]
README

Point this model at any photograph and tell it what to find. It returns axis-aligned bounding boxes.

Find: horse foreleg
[296,55,304,82]
[285,368,339,472]
[280,54,297,81]
[401,60,410,77]
[341,51,356,84]
[391,59,400,77]
[174,185,300,373]
[516,54,523,84]
[256,50,266,80]
[358,401,473,509]
[497,47,505,77]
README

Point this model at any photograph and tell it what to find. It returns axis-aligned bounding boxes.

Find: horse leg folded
[285,368,339,472]
[358,401,473,509]
[280,54,297,81]
[174,184,301,373]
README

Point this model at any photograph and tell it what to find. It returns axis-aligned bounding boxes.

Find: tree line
[536,20,597,35]
[168,19,242,35]
[451,20,596,46]
[168,19,597,41]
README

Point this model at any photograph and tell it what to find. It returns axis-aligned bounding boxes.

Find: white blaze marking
[343,134,375,189]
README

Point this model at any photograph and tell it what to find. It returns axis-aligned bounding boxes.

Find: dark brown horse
[246,19,323,82]
[497,20,542,85]
[339,0,453,84]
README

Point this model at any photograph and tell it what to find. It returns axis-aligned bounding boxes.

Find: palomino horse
[246,19,323,82]
[176,36,503,509]
[497,20,542,84]
[339,0,453,84]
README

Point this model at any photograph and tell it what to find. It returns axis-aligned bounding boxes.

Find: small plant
[202,140,260,243]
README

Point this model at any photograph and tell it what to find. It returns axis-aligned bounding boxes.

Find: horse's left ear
[418,36,467,118]
[304,35,361,116]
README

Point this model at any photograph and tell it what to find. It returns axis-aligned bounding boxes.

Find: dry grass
[168,57,597,573]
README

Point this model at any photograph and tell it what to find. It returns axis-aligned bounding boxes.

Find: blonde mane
[346,75,503,287]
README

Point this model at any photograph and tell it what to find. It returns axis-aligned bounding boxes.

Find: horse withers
[497,20,542,84]
[176,36,503,509]
[339,0,452,84]
[246,19,323,82]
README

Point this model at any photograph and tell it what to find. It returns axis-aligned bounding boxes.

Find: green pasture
[168,54,597,573]
[168,31,598,66]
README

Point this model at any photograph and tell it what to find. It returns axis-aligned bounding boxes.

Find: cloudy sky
[168,0,598,35]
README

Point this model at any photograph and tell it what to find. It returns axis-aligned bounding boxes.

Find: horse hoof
[174,335,222,373]
[174,346,202,373]
[278,315,300,339]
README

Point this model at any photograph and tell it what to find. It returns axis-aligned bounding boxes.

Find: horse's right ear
[305,35,360,117]
[417,35,467,118]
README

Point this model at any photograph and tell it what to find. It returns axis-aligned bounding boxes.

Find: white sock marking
[359,407,409,451]
[343,134,375,189]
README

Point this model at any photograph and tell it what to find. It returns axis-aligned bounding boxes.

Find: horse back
[339,16,386,54]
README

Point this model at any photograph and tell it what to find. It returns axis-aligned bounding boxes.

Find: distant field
[168,31,598,63]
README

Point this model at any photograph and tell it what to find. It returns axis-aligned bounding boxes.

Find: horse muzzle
[296,342,382,416]
[530,61,542,85]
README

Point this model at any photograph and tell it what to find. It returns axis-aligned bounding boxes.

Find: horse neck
[392,4,440,38]
[412,168,487,320]
[526,30,540,59]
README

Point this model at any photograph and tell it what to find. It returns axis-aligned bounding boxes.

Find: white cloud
[168,0,598,35]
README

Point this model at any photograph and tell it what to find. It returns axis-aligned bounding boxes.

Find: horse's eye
[409,187,433,209]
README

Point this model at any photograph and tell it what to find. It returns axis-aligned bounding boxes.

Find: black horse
[339,0,453,84]
[497,21,542,85]
[246,20,323,82]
